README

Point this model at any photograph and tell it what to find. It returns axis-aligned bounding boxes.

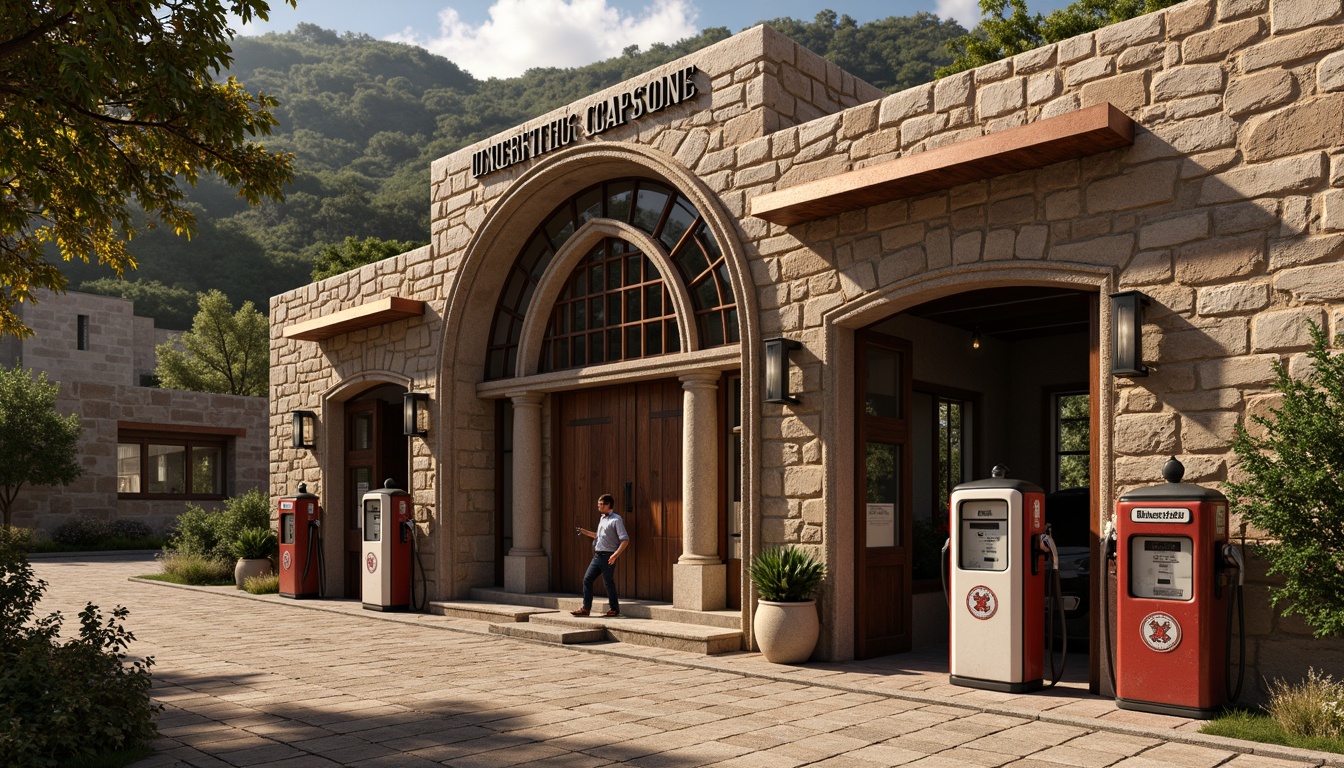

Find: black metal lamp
[291,410,316,450]
[1110,291,1150,377]
[403,392,429,438]
[764,337,801,404]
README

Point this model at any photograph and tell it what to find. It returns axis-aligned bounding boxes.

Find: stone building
[269,0,1344,698]
[2,290,268,535]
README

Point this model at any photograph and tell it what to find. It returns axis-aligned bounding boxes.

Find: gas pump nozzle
[1222,543,1245,587]
[1039,532,1059,570]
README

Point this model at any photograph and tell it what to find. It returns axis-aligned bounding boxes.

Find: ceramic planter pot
[753,599,819,663]
[234,557,272,588]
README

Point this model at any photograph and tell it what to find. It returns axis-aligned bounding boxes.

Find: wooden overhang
[282,297,425,342]
[751,102,1135,227]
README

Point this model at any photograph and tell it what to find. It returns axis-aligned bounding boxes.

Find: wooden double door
[553,379,682,603]
[343,399,408,598]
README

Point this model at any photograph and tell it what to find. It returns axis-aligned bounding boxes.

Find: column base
[673,563,726,611]
[504,554,549,594]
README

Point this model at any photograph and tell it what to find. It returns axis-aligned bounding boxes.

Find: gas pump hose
[1041,533,1068,688]
[940,539,951,606]
[409,517,428,612]
[302,520,326,598]
[1224,538,1246,704]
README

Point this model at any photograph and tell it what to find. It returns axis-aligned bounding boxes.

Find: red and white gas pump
[278,483,323,599]
[945,466,1067,692]
[1110,457,1245,718]
[361,480,414,611]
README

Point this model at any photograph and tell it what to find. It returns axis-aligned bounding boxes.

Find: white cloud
[390,0,700,79]
[936,0,981,30]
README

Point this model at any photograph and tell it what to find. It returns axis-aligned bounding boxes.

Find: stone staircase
[427,588,743,655]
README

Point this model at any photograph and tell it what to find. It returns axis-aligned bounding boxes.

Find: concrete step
[488,622,606,645]
[428,600,558,623]
[530,612,743,655]
[468,588,743,630]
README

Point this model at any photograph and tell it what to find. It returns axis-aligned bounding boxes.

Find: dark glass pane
[625,289,641,322]
[865,442,902,547]
[1060,421,1090,452]
[590,297,604,327]
[1059,454,1090,489]
[607,259,622,290]
[571,268,587,298]
[487,351,505,380]
[607,295,621,328]
[608,328,622,359]
[625,325,641,357]
[625,254,641,285]
[504,346,516,376]
[555,338,569,368]
[529,247,554,281]
[545,212,575,250]
[725,308,739,343]
[659,197,697,250]
[645,322,662,355]
[589,332,604,363]
[520,234,550,275]
[666,322,681,353]
[590,263,604,294]
[538,341,550,372]
[148,445,188,494]
[573,334,586,366]
[644,283,662,318]
[693,277,719,311]
[576,186,602,223]
[633,185,670,234]
[606,181,634,222]
[517,282,535,320]
[572,300,586,332]
[677,240,710,283]
[865,345,903,418]
[492,317,511,346]
[700,312,725,347]
[1060,394,1089,419]
[555,304,568,334]
[717,263,734,303]
[696,222,722,261]
[502,269,528,312]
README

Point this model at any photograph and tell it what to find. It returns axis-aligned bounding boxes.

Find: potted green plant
[749,545,826,663]
[231,526,276,589]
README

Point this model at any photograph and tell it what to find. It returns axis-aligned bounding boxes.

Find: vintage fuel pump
[360,480,414,611]
[1110,457,1245,718]
[944,466,1067,692]
[278,483,324,599]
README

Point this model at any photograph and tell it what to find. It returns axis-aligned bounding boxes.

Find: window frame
[117,430,229,500]
[1047,386,1091,492]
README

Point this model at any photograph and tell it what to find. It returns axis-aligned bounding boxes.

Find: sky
[232,0,1071,80]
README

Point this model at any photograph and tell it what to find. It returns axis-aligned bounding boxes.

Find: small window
[1053,391,1090,490]
[117,432,227,499]
[77,315,90,350]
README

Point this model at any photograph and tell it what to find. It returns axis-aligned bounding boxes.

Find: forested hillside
[65,12,964,327]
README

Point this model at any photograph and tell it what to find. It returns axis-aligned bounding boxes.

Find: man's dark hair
[599,494,615,508]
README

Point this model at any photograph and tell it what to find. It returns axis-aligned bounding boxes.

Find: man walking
[572,493,629,617]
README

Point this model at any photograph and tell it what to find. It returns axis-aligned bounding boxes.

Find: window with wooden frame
[1052,389,1090,490]
[117,431,228,499]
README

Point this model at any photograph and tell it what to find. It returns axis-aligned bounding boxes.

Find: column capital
[507,391,545,407]
[679,371,720,389]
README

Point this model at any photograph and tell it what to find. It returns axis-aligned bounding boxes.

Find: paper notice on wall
[867,503,895,548]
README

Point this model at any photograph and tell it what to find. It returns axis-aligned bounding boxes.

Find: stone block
[1058,33,1095,65]
[1013,44,1058,74]
[1322,50,1344,93]
[1323,189,1344,231]
[1096,11,1164,53]
[1245,95,1344,163]
[1139,213,1209,249]
[1087,161,1179,213]
[1081,71,1149,113]
[1152,65,1225,101]
[934,71,973,111]
[977,78,1026,119]
[1197,355,1279,388]
[1197,283,1270,316]
[1064,57,1115,88]
[1270,0,1342,33]
[1164,387,1243,412]
[1225,69,1296,117]
[989,195,1036,225]
[1156,316,1250,362]
[878,84,933,126]
[1182,17,1265,63]
[1200,152,1325,204]
[1115,412,1179,455]
[1181,411,1239,452]
[1240,25,1344,71]
[901,112,949,147]
[1176,233,1265,285]
[1170,0,1215,34]
[953,231,983,264]
[1124,250,1173,285]
[1051,233,1135,265]
[1268,233,1344,269]
[1118,43,1167,71]
[1027,70,1062,105]
[1252,306,1326,351]
[1214,199,1278,235]
[1219,0,1268,19]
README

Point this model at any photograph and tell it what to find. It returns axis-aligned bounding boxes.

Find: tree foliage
[938,0,1179,76]
[1226,323,1344,638]
[76,278,199,330]
[312,235,428,281]
[0,1,296,337]
[156,290,269,397]
[0,366,82,529]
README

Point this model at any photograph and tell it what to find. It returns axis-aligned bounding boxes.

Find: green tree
[156,291,269,397]
[1226,323,1344,638]
[75,279,198,330]
[938,0,1178,76]
[0,366,82,529]
[0,0,296,337]
[311,235,427,281]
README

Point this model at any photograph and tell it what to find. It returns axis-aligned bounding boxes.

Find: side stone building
[2,290,268,535]
[269,0,1344,698]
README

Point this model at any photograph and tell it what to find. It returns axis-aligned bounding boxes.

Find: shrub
[749,546,827,602]
[242,573,280,594]
[231,527,276,560]
[0,528,159,766]
[166,488,270,561]
[159,552,234,585]
[50,516,112,547]
[1268,668,1344,740]
[107,520,154,540]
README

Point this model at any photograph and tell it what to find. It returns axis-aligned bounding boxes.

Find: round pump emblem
[1140,611,1182,652]
[282,551,292,571]
[365,552,378,574]
[966,586,998,620]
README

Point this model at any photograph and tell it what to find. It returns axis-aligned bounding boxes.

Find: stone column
[674,372,726,611]
[505,392,548,593]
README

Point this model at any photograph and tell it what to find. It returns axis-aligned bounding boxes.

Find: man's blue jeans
[582,551,618,611]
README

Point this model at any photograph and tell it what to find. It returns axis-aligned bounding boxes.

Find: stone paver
[29,555,1344,768]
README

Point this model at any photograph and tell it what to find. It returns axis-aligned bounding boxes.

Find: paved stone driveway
[30,555,1342,768]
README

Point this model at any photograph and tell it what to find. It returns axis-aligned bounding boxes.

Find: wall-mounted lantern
[291,410,317,450]
[764,337,802,404]
[1110,291,1150,377]
[403,392,429,438]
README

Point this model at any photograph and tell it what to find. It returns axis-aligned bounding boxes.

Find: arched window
[485,178,738,379]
